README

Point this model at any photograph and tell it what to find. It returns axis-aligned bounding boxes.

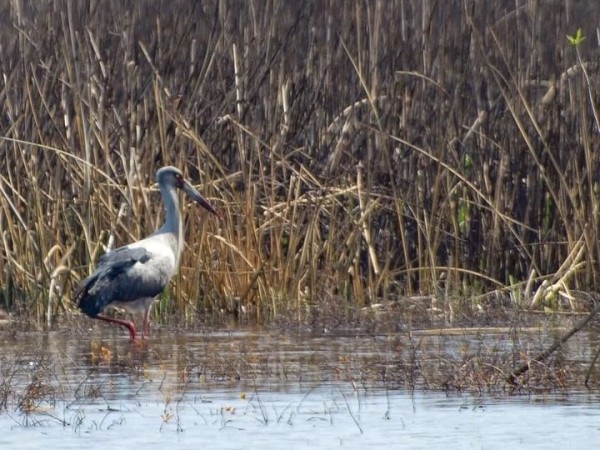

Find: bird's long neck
[159,184,184,267]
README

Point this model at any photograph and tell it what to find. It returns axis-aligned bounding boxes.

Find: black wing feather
[76,247,170,317]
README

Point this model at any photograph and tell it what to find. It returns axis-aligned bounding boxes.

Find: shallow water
[0,329,599,449]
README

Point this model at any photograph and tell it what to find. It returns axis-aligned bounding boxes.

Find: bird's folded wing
[76,247,172,317]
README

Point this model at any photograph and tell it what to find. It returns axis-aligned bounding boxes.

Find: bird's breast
[127,238,178,275]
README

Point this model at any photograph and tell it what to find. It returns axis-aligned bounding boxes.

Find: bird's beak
[183,180,220,218]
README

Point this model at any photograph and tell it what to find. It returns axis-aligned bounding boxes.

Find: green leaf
[566,28,585,46]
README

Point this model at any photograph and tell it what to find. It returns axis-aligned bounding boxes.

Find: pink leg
[96,314,138,340]
[142,308,152,339]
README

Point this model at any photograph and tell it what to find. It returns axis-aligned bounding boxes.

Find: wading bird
[75,166,219,340]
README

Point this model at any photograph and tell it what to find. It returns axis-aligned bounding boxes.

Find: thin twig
[508,294,600,385]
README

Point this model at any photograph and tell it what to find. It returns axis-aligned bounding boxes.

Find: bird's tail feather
[75,275,103,317]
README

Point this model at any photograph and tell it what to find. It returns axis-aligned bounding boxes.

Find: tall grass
[0,0,598,328]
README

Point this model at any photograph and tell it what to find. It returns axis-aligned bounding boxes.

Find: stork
[75,166,219,340]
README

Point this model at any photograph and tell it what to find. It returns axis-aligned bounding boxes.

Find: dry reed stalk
[0,1,597,328]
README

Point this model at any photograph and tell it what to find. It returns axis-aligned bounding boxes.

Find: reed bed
[0,0,598,329]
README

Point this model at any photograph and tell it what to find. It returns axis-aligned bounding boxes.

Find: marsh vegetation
[0,1,598,334]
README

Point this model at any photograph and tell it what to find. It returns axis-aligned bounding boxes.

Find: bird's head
[156,166,220,218]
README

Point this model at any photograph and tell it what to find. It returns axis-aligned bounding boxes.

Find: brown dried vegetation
[0,1,598,329]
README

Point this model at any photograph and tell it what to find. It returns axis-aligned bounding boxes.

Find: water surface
[0,329,598,449]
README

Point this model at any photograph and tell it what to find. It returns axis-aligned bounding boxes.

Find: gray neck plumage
[158,185,184,268]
